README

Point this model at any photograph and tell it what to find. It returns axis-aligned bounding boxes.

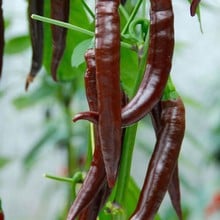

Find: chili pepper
[73,0,174,128]
[67,49,107,220]
[190,0,201,16]
[150,102,182,220]
[95,0,121,187]
[78,182,111,220]
[25,0,44,91]
[130,97,185,220]
[50,0,70,81]
[0,0,4,79]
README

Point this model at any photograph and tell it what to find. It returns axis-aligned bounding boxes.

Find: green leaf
[4,35,30,54]
[43,0,94,81]
[71,38,93,67]
[0,157,11,169]
[23,125,57,169]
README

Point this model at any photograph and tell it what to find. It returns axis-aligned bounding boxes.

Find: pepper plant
[0,0,204,219]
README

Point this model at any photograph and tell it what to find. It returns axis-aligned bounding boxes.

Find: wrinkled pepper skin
[190,0,201,16]
[73,0,174,128]
[131,98,185,220]
[150,101,183,220]
[25,0,44,90]
[95,0,121,187]
[50,0,69,81]
[0,0,4,78]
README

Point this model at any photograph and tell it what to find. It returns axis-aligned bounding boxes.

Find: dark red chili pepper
[190,0,201,16]
[50,0,70,81]
[67,49,107,220]
[73,0,174,128]
[0,0,4,78]
[95,0,121,187]
[150,101,182,220]
[78,182,111,220]
[25,0,44,91]
[130,97,185,220]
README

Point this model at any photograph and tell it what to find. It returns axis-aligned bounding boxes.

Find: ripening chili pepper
[50,0,70,81]
[150,102,183,220]
[130,97,185,220]
[25,0,44,91]
[95,0,121,187]
[67,49,107,220]
[0,0,4,78]
[190,0,201,16]
[73,0,174,128]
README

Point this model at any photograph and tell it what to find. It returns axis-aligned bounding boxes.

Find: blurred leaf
[0,90,4,98]
[23,125,57,169]
[5,35,30,54]
[71,38,93,67]
[13,79,57,109]
[0,156,11,169]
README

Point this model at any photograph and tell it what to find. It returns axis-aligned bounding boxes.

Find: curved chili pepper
[50,0,70,81]
[67,49,107,220]
[190,0,201,16]
[0,0,4,78]
[25,0,44,91]
[95,0,121,187]
[78,182,111,220]
[150,102,182,220]
[73,0,174,128]
[130,97,185,220]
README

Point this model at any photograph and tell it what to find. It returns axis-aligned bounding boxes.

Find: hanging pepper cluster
[68,0,189,219]
[0,0,202,220]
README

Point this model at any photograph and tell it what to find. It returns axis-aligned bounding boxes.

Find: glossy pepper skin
[95,0,121,187]
[67,49,107,220]
[121,0,174,127]
[25,0,44,90]
[150,102,182,220]
[50,0,69,81]
[190,0,201,16]
[0,0,4,78]
[73,0,174,128]
[78,182,111,220]
[131,98,185,220]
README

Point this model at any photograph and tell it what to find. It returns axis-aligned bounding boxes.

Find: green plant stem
[44,173,74,183]
[119,5,129,21]
[32,14,133,50]
[121,0,143,36]
[113,29,150,211]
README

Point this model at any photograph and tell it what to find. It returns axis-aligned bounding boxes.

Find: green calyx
[162,77,179,101]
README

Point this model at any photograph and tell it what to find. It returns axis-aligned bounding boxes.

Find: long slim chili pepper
[130,97,185,220]
[150,102,183,220]
[95,0,121,187]
[190,0,201,16]
[78,182,111,220]
[73,0,174,128]
[0,0,4,78]
[67,49,107,220]
[50,0,70,81]
[25,0,44,91]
